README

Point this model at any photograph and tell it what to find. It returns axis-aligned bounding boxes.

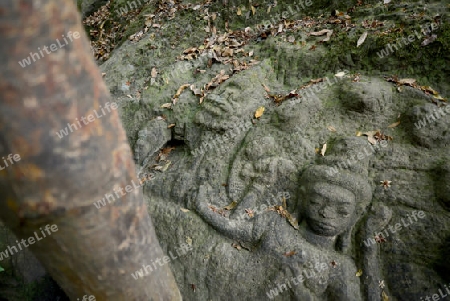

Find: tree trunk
[0,1,182,300]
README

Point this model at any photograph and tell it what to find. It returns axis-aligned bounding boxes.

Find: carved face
[305,182,356,237]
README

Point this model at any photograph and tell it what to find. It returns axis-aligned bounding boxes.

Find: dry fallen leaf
[245,209,254,218]
[262,84,271,93]
[231,242,242,250]
[151,67,158,78]
[327,126,337,132]
[421,86,439,95]
[356,269,363,277]
[251,5,256,15]
[387,121,400,128]
[375,234,386,243]
[310,29,333,42]
[310,29,332,36]
[254,106,265,119]
[278,23,283,33]
[335,71,346,77]
[237,7,241,15]
[380,180,392,190]
[283,251,297,257]
[433,94,447,102]
[330,260,338,268]
[222,48,234,57]
[398,78,416,86]
[168,123,176,128]
[161,103,172,109]
[382,290,389,301]
[269,205,299,230]
[363,130,380,145]
[357,31,368,47]
[320,143,327,156]
[180,208,190,213]
[421,34,437,46]
[224,201,238,210]
[172,84,190,104]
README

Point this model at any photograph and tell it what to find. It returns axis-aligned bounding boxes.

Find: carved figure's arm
[192,183,256,245]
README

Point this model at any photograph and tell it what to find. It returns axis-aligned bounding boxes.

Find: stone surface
[96,1,450,300]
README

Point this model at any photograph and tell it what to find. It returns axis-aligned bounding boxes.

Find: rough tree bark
[0,1,181,300]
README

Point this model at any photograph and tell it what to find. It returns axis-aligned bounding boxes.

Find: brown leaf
[223,201,238,210]
[380,180,392,190]
[387,121,400,128]
[323,30,333,42]
[283,251,297,257]
[237,7,241,15]
[183,47,197,54]
[421,34,437,46]
[433,94,447,102]
[262,84,271,93]
[287,90,299,98]
[421,86,439,95]
[398,78,416,86]
[357,31,368,47]
[231,242,242,250]
[160,146,175,156]
[286,213,299,230]
[363,130,379,145]
[310,29,332,36]
[161,103,172,109]
[151,67,158,78]
[320,143,327,156]
[245,209,254,218]
[310,29,333,42]
[254,106,265,119]
[310,78,324,84]
[327,126,337,132]
[222,48,234,57]
[276,24,282,33]
[168,123,175,128]
[172,84,190,104]
[180,208,190,213]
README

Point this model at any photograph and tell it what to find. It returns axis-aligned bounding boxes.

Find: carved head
[299,138,373,239]
[304,181,357,237]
